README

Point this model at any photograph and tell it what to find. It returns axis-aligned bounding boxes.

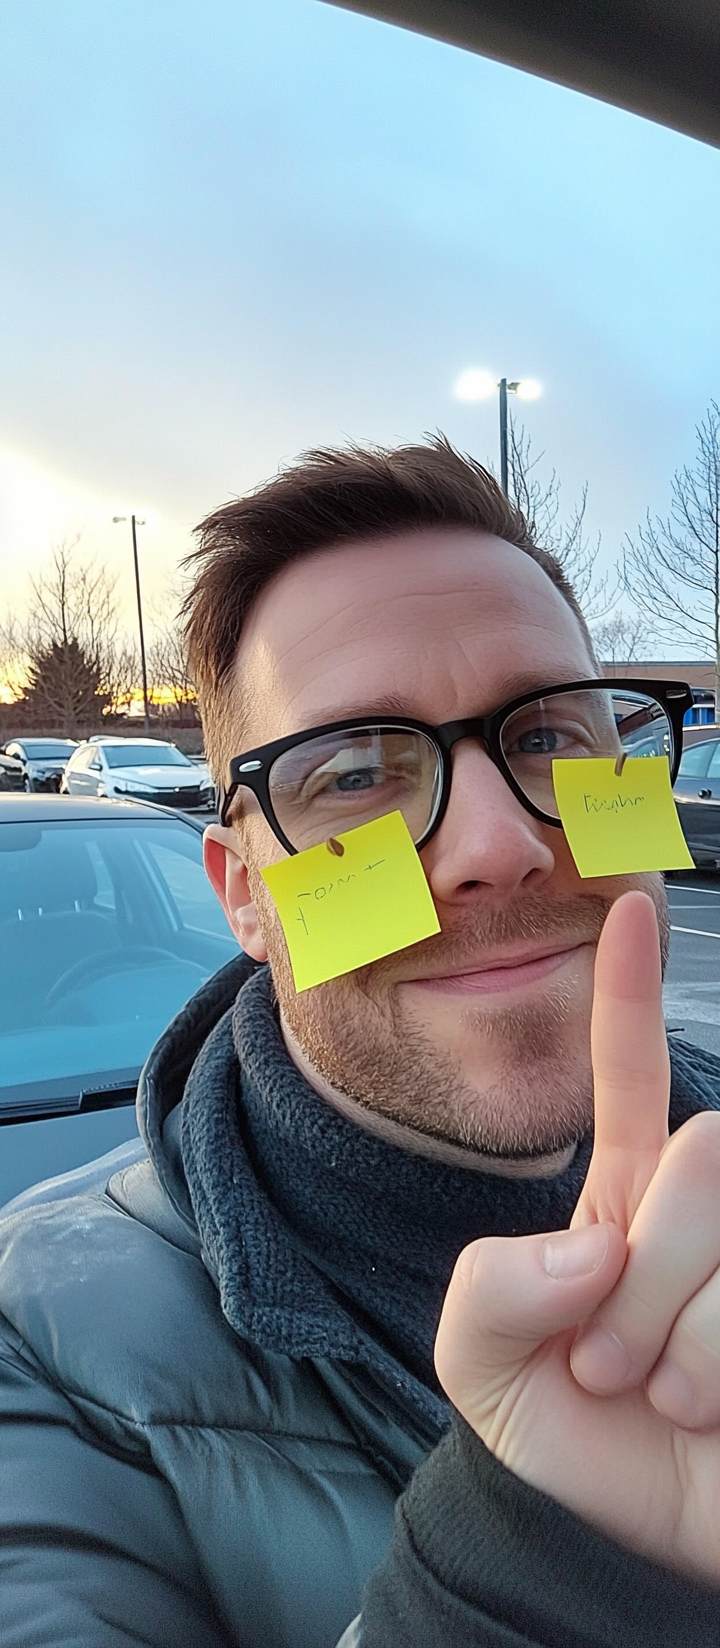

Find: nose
[421,739,556,904]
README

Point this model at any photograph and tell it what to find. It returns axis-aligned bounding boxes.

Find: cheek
[243,810,286,870]
[545,827,584,884]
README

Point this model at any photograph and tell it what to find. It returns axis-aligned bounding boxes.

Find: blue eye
[336,769,375,791]
[517,728,558,754]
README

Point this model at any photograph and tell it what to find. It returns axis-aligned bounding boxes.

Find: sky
[1,0,719,644]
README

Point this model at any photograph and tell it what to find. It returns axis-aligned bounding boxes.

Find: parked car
[673,736,720,869]
[0,794,240,1206]
[189,751,217,810]
[0,746,24,792]
[0,737,77,792]
[61,736,215,810]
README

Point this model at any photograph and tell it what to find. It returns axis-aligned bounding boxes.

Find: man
[1,439,719,1648]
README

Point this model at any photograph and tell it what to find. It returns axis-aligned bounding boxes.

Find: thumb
[435,1222,626,1426]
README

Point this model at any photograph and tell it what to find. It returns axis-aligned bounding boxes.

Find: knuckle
[451,1238,486,1300]
[671,1300,720,1368]
[670,1110,720,1167]
[597,1282,657,1347]
[449,1236,520,1330]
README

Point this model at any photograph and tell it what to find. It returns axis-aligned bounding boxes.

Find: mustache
[362,892,615,983]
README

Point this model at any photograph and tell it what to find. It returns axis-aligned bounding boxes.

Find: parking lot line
[670,926,720,940]
[670,886,720,898]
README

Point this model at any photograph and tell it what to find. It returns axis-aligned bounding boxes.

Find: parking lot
[664,874,720,1058]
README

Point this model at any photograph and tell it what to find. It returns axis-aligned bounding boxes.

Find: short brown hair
[184,436,594,783]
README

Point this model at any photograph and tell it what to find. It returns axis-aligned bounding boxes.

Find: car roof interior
[328,0,720,149]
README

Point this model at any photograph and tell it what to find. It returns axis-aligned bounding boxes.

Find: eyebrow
[301,692,416,726]
[303,672,593,730]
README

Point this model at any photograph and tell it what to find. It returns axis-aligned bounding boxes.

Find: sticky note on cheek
[552,755,694,877]
[260,810,440,991]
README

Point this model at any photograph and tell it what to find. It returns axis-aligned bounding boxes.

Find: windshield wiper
[0,1080,138,1126]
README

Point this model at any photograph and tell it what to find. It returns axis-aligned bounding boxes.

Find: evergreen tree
[21,638,110,734]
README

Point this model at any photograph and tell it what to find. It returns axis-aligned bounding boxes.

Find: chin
[450,1053,594,1158]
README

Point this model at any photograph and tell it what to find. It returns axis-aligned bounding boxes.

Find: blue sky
[1,0,719,636]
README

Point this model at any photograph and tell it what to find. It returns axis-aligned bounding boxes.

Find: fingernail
[572,1323,631,1385]
[541,1225,610,1279]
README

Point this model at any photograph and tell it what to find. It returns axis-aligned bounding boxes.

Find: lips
[404,942,589,997]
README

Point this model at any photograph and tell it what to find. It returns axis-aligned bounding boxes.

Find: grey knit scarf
[181,965,720,1438]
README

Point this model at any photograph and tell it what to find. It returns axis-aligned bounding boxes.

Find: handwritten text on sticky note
[260,810,441,991]
[552,755,693,877]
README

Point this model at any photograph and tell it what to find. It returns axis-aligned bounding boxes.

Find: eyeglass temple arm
[218,783,234,828]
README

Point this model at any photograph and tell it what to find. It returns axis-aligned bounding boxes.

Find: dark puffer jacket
[0,959,438,1648]
[3,955,720,1648]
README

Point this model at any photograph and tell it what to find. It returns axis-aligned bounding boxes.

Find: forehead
[234,528,595,740]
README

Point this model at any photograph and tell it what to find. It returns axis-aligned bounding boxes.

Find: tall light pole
[453,370,542,495]
[498,378,517,495]
[113,514,150,733]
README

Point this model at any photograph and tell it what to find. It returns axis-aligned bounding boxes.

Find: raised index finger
[572,889,670,1233]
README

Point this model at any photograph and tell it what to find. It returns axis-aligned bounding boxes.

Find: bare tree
[0,613,28,703]
[507,419,615,620]
[106,639,142,717]
[26,539,120,680]
[624,402,720,694]
[591,610,651,664]
[2,539,136,732]
[147,587,198,727]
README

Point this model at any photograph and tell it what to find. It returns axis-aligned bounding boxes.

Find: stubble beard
[250,873,671,1160]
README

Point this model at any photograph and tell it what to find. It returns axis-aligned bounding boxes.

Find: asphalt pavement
[664,874,720,1059]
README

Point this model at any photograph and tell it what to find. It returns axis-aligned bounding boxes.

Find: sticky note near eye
[260,810,441,991]
[552,755,694,877]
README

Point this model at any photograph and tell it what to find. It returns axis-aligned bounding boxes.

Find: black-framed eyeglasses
[219,678,693,855]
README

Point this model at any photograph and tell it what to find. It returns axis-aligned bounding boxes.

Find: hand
[434,890,720,1587]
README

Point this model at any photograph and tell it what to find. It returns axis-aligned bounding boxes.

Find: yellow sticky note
[552,755,694,877]
[260,810,440,991]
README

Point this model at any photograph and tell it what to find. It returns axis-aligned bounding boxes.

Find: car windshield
[0,817,239,1114]
[102,744,193,769]
[17,742,75,759]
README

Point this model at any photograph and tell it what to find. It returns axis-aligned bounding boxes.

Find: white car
[61,738,215,811]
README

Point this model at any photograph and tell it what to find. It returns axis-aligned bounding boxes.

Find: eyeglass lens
[499,688,673,820]
[268,727,443,853]
[266,690,674,851]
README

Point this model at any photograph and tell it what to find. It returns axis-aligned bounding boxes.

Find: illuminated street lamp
[453,370,542,495]
[113,514,150,733]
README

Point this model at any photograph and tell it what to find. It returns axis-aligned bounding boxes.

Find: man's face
[208,528,669,1159]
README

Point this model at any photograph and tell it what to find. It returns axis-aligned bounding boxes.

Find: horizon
[1,0,718,658]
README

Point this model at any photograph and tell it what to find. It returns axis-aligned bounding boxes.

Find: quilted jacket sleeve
[0,1318,234,1648]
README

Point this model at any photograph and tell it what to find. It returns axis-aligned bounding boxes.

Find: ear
[203,824,268,962]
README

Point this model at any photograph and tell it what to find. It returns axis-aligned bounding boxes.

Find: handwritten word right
[583,791,645,815]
